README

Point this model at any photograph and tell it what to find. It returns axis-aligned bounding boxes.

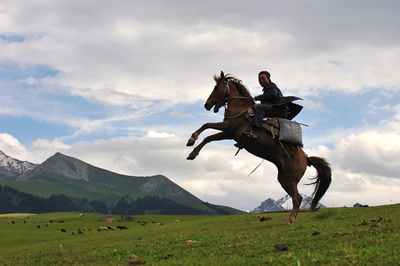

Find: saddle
[246,107,303,147]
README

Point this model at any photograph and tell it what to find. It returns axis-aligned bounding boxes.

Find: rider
[243,71,302,138]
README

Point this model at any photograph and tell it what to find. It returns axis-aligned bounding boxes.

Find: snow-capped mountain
[250,198,285,213]
[276,193,317,210]
[0,150,37,178]
[250,193,326,213]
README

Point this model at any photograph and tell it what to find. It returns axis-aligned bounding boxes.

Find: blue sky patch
[0,35,25,43]
[0,63,59,81]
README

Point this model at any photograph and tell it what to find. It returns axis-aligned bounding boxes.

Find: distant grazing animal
[80,213,84,217]
[72,231,75,235]
[37,225,41,228]
[186,71,331,224]
[275,243,288,252]
[61,229,67,233]
[46,223,49,227]
[175,220,180,223]
[11,221,15,224]
[117,225,128,230]
[258,215,272,222]
[312,231,320,236]
[98,227,109,231]
[58,220,64,223]
[111,227,115,231]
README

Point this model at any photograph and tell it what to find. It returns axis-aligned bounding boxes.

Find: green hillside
[1,172,202,207]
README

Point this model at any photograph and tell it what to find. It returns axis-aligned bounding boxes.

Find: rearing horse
[187,71,331,224]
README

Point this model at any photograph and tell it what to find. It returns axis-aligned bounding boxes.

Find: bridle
[220,79,252,102]
[218,79,254,118]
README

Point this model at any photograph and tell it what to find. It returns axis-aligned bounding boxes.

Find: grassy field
[0,204,399,265]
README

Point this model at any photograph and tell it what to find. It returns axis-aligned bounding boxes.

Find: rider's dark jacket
[256,81,303,120]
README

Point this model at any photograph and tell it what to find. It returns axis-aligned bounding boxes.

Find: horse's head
[205,71,230,113]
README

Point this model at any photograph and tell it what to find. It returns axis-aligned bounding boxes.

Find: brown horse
[186,71,331,224]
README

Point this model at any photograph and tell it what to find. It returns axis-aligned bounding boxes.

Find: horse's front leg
[187,131,230,160]
[186,121,229,147]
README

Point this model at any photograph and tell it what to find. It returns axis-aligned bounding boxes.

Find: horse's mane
[213,73,251,97]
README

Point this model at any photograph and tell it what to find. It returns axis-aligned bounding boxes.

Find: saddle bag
[277,118,303,147]
[246,108,304,147]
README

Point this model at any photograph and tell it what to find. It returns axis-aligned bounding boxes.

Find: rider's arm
[255,83,283,102]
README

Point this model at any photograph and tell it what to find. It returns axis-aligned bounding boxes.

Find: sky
[1,0,400,211]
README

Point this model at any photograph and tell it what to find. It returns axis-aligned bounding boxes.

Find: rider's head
[258,71,271,87]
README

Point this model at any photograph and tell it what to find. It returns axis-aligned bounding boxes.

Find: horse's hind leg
[278,171,303,224]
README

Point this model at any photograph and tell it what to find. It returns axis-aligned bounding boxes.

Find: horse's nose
[204,102,212,111]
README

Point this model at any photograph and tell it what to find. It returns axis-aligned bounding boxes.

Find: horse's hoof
[186,153,196,160]
[186,139,195,147]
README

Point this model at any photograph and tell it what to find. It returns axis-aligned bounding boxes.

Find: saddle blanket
[247,108,303,147]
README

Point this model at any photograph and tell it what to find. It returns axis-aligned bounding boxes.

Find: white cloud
[145,130,175,138]
[0,133,27,159]
[2,0,400,211]
[2,0,400,110]
[32,138,71,151]
[333,131,400,178]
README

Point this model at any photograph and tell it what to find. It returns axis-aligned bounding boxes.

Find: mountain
[17,152,91,181]
[0,150,37,179]
[250,198,285,213]
[0,151,243,215]
[250,193,326,213]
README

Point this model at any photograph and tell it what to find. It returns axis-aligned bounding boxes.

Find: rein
[224,105,252,119]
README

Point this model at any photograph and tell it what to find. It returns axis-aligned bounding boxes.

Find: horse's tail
[306,156,332,211]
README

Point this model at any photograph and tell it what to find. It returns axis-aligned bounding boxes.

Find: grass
[0,204,399,265]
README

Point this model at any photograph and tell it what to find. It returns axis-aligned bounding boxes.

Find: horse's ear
[220,71,225,79]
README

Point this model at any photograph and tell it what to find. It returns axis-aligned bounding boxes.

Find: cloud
[145,130,175,138]
[32,138,71,151]
[2,0,400,211]
[170,111,193,118]
[333,131,400,178]
[303,99,331,114]
[0,133,27,159]
[2,0,400,111]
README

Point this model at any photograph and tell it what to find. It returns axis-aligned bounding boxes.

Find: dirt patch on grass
[100,216,115,222]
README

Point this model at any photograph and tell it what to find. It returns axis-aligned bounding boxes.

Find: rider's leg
[243,104,285,138]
